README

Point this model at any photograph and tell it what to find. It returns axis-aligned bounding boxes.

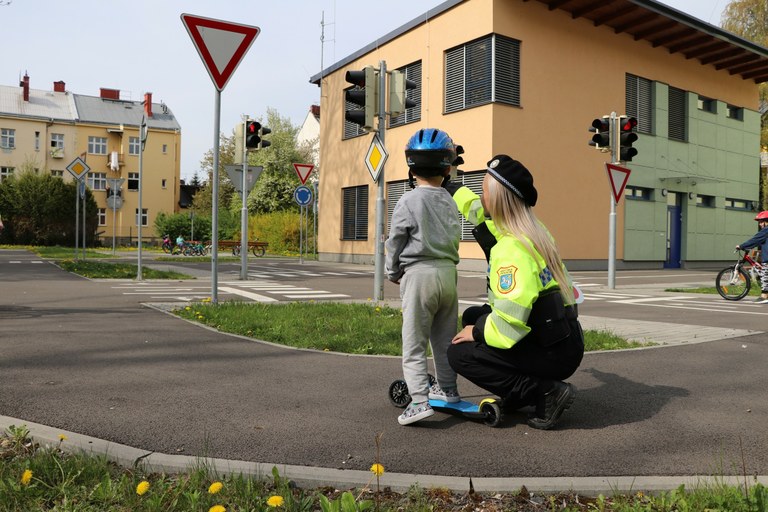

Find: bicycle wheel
[715,266,751,300]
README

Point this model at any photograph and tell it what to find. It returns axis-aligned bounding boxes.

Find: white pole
[608,111,617,290]
[211,91,221,302]
[74,179,80,260]
[240,118,248,280]
[137,118,145,281]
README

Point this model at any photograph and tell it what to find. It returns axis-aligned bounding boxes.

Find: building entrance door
[664,191,682,268]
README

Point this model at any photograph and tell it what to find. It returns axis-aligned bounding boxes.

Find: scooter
[388,375,504,427]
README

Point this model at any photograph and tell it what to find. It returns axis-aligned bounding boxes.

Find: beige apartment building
[0,74,181,244]
[310,0,768,270]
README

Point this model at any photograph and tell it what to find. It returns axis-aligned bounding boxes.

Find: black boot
[526,381,575,430]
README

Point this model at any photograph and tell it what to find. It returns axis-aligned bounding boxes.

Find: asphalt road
[2,249,767,486]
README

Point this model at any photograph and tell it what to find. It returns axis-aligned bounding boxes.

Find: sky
[4,0,731,181]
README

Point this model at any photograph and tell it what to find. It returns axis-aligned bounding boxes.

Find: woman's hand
[451,325,475,345]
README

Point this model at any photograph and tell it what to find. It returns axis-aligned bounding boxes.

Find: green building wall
[623,81,761,266]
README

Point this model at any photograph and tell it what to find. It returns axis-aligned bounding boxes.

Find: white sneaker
[428,383,461,403]
[398,402,434,425]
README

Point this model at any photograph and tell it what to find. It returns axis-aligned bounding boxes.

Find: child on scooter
[385,128,461,425]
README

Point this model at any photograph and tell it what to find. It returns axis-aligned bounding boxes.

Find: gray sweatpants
[400,260,459,403]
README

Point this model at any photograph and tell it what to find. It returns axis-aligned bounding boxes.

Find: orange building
[310,0,768,270]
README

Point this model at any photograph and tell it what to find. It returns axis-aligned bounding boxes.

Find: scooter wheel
[479,399,503,428]
[389,379,411,408]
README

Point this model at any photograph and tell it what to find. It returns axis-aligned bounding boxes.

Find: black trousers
[447,307,584,410]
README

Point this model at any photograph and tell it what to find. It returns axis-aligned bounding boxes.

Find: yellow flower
[375,307,381,313]
[209,506,226,512]
[20,469,32,486]
[136,480,150,496]
[58,434,67,441]
[185,306,191,311]
[267,495,284,507]
[370,463,385,476]
[208,481,223,494]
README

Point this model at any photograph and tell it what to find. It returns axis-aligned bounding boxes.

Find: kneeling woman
[447,155,584,430]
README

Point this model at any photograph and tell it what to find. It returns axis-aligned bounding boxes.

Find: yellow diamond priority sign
[365,134,388,182]
[66,157,90,180]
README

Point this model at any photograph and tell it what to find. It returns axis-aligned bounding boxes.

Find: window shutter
[494,36,520,107]
[445,47,465,113]
[668,86,687,142]
[625,74,653,134]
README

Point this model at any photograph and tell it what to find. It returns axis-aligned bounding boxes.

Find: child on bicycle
[385,128,461,426]
[736,211,768,303]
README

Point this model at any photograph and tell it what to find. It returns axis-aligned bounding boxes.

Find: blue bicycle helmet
[404,128,456,176]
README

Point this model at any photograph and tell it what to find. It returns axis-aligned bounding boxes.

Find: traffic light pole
[608,111,618,290]
[373,60,387,301]
[240,117,249,280]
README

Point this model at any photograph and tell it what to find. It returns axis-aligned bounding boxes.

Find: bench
[215,240,268,257]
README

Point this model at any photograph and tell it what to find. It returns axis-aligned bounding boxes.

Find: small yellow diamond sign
[66,157,90,179]
[365,134,388,182]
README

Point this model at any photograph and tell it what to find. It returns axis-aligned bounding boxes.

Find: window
[697,96,715,113]
[696,194,715,207]
[161,179,167,189]
[0,166,14,181]
[625,186,653,201]
[50,170,64,178]
[88,136,107,155]
[128,172,139,191]
[34,131,40,151]
[726,104,743,121]
[668,86,687,142]
[725,198,753,210]
[1,128,15,149]
[445,34,520,114]
[135,208,148,227]
[50,133,64,149]
[97,208,107,226]
[87,172,107,190]
[389,61,422,128]
[128,136,140,155]
[625,74,653,134]
[388,172,484,242]
[162,144,167,154]
[341,185,368,240]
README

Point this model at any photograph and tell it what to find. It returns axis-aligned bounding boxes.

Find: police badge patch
[496,265,518,294]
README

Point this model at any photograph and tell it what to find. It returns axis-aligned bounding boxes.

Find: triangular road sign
[292,163,315,185]
[605,163,631,203]
[181,14,260,91]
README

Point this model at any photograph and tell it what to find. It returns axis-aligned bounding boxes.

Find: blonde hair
[484,176,574,304]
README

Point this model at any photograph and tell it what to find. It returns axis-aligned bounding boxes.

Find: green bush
[249,210,315,254]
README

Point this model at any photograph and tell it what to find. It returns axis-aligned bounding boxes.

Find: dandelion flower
[370,463,385,476]
[185,306,191,311]
[20,469,32,486]
[208,506,226,512]
[208,481,223,494]
[136,480,150,496]
[58,434,68,441]
[267,495,284,507]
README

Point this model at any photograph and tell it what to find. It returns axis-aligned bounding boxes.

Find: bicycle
[161,234,172,253]
[715,249,763,300]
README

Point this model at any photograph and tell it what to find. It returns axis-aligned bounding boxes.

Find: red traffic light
[619,116,637,132]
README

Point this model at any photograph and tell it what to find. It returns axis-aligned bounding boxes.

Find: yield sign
[605,163,631,203]
[292,163,314,185]
[181,13,260,91]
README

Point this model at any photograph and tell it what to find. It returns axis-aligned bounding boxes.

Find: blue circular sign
[294,185,313,206]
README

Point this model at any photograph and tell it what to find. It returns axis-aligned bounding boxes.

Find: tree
[0,168,98,245]
[721,0,768,208]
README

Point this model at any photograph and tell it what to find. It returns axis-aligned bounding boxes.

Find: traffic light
[389,69,416,117]
[245,121,271,150]
[589,116,610,151]
[618,116,638,162]
[344,65,378,131]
